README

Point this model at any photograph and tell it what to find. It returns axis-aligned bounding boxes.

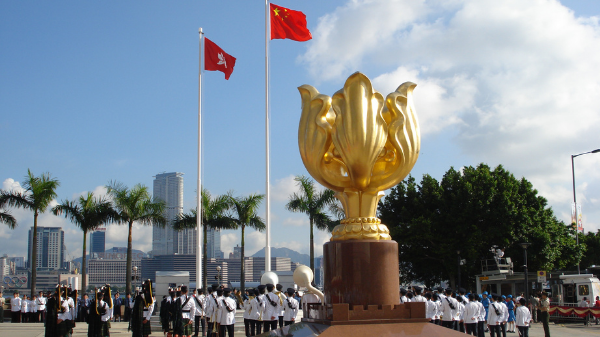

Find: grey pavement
[2,320,599,337]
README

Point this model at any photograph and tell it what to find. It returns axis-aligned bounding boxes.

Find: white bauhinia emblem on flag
[218,53,227,68]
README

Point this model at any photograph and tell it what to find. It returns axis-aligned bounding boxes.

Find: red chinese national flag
[204,37,236,80]
[270,3,312,42]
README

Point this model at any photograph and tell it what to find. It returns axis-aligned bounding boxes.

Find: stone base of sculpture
[323,240,400,306]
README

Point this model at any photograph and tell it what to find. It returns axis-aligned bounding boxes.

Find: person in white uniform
[37,291,47,323]
[242,288,253,337]
[283,288,298,326]
[193,288,206,337]
[204,284,220,337]
[57,290,71,337]
[217,288,236,337]
[275,284,286,328]
[263,284,279,332]
[440,288,458,330]
[515,298,532,337]
[463,294,480,335]
[412,286,426,303]
[249,287,265,336]
[175,286,196,337]
[487,294,503,337]
[21,294,29,323]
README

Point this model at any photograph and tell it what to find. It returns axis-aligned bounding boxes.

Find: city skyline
[1,0,600,263]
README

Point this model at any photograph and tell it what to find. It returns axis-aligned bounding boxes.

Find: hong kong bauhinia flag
[204,37,236,80]
[270,3,312,42]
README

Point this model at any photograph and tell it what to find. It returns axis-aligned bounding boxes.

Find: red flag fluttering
[270,3,312,42]
[204,37,236,80]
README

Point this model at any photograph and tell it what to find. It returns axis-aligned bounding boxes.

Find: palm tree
[106,181,166,295]
[173,189,236,290]
[52,192,118,293]
[228,194,265,293]
[285,175,335,274]
[0,169,59,296]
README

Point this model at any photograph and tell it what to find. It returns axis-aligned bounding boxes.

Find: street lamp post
[520,243,531,303]
[571,148,600,274]
[215,265,222,286]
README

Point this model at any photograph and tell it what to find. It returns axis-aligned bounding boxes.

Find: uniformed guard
[132,280,155,337]
[204,284,219,336]
[249,286,265,336]
[218,288,236,337]
[400,288,408,304]
[45,288,58,337]
[412,286,426,302]
[487,294,502,337]
[440,288,458,329]
[283,288,298,326]
[67,286,77,336]
[192,288,205,337]
[174,285,196,337]
[263,284,279,332]
[88,289,110,337]
[242,289,253,337]
[159,290,171,336]
[481,291,490,332]
[38,291,47,323]
[275,284,285,328]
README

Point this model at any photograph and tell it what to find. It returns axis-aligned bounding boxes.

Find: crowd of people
[3,282,599,337]
[400,286,542,337]
[158,282,306,337]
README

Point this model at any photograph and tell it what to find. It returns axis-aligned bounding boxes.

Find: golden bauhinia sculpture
[298,72,420,241]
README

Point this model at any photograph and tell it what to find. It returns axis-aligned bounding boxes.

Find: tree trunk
[203,224,208,291]
[82,230,87,292]
[126,220,133,295]
[31,210,39,297]
[241,224,245,294]
[309,217,314,276]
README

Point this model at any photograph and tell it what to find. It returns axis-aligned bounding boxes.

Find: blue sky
[1,0,599,262]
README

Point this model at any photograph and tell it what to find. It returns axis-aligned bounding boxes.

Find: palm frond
[174,211,197,231]
[312,211,333,231]
[0,210,17,229]
[230,193,265,230]
[52,200,84,226]
[0,190,34,211]
[25,169,60,212]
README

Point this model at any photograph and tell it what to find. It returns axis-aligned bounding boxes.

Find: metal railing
[481,258,513,273]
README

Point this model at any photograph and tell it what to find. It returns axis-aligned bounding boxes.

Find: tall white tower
[152,172,193,255]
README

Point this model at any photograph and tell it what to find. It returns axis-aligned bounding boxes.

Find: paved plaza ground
[1,320,599,337]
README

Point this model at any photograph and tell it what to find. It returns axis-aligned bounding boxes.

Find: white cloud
[70,185,109,200]
[220,232,239,257]
[244,230,266,256]
[2,178,25,193]
[301,0,600,232]
[281,217,308,227]
[271,175,297,202]
[106,223,153,253]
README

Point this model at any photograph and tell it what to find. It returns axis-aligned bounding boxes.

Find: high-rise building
[89,228,106,259]
[27,227,65,270]
[6,256,24,268]
[88,259,142,286]
[152,172,190,255]
[206,228,223,258]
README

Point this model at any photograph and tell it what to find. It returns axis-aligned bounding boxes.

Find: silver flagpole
[265,0,271,272]
[197,27,204,289]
